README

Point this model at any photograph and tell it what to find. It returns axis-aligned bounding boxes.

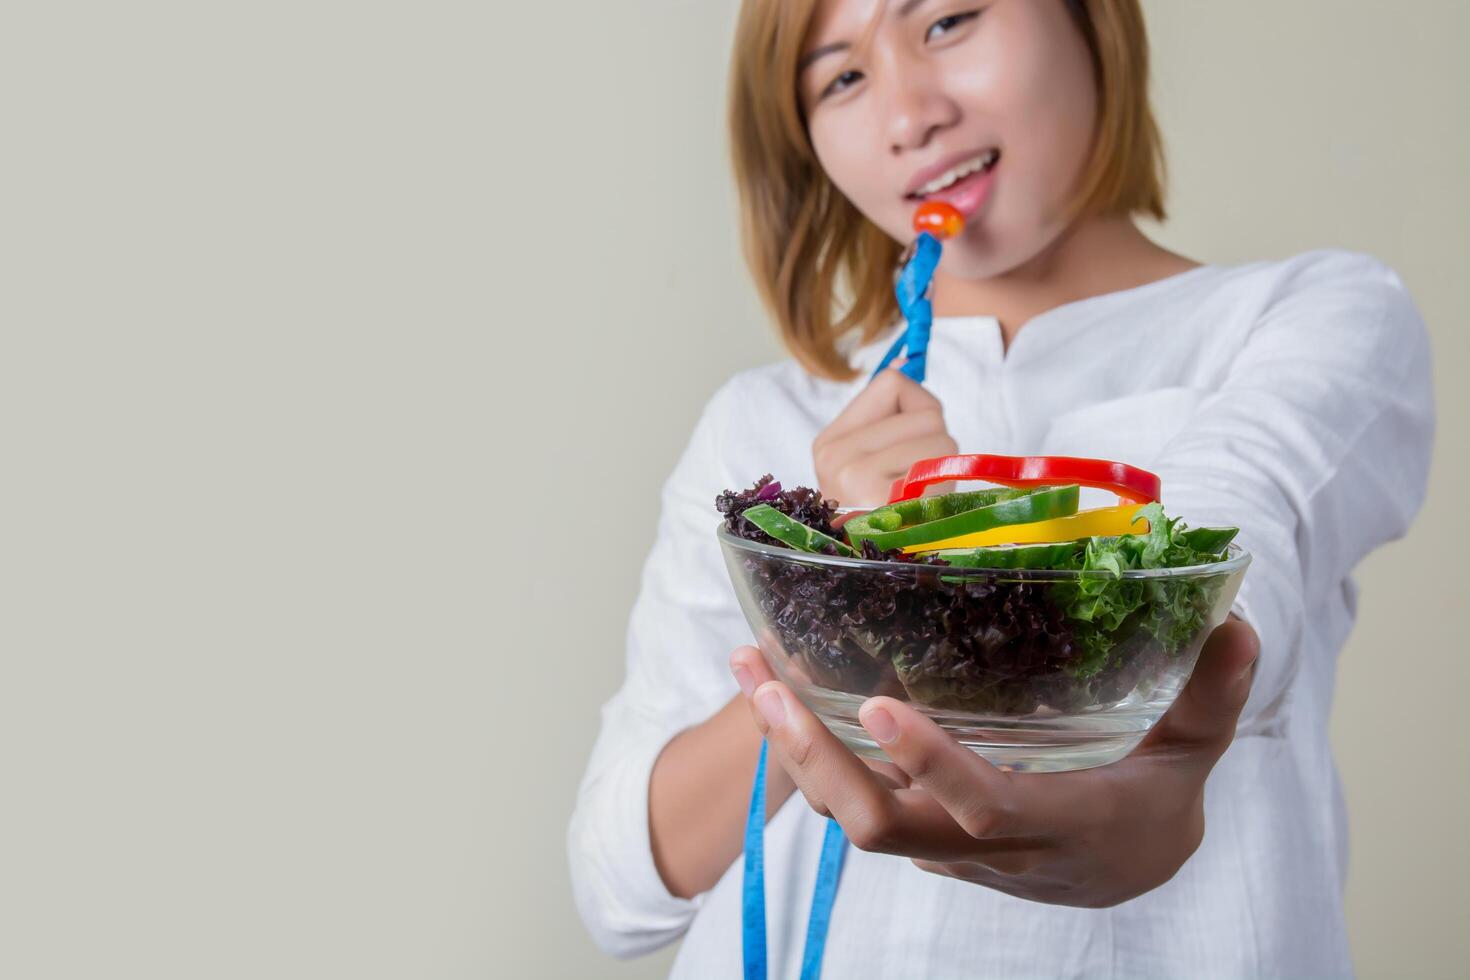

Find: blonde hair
[728,0,1168,381]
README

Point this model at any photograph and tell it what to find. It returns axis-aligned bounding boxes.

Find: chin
[942,219,1063,282]
[936,237,1021,281]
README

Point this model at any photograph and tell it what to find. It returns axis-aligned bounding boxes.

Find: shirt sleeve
[566,378,754,958]
[1153,251,1435,730]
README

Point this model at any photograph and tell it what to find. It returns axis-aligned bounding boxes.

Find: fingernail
[733,665,755,697]
[755,688,786,729]
[863,706,899,744]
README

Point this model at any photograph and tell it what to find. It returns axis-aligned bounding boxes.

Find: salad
[716,456,1241,715]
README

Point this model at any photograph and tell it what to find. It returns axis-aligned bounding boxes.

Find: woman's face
[800,0,1099,279]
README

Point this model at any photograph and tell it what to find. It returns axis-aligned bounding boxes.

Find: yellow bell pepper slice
[901,504,1150,553]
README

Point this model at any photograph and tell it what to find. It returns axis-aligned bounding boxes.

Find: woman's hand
[812,367,957,508]
[729,617,1259,908]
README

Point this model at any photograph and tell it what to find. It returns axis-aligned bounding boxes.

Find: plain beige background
[3,1,1465,977]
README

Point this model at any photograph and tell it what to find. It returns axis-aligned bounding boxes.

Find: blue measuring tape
[871,231,942,385]
[742,741,848,980]
[743,227,941,976]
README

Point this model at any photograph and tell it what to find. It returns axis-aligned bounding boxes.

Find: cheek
[1026,73,1096,184]
[1004,100,1093,223]
[995,46,1097,208]
[810,115,908,237]
[951,20,1097,221]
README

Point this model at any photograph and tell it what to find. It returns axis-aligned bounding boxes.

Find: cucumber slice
[740,503,857,557]
[929,541,1084,570]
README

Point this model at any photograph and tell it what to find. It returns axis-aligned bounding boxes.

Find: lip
[917,163,998,220]
[903,147,1000,199]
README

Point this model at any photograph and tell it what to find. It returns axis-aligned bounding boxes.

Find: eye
[926,10,981,42]
[821,69,865,100]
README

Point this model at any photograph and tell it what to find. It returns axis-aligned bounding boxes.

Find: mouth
[905,148,1001,201]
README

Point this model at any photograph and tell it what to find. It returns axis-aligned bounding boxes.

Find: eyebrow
[799,42,848,73]
[798,0,933,72]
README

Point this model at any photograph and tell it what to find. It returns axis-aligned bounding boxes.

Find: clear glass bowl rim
[717,525,1252,581]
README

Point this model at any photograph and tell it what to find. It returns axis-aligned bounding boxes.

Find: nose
[882,63,959,155]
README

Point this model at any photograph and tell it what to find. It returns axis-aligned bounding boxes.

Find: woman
[569,0,1434,975]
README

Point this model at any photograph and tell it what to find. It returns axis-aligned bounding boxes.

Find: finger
[817,412,948,505]
[911,855,1050,888]
[744,682,981,857]
[817,409,947,465]
[819,368,944,443]
[746,683,1065,859]
[866,767,908,792]
[844,784,1042,860]
[859,697,1019,838]
[864,757,912,790]
[913,847,1048,880]
[855,433,961,488]
[919,480,957,498]
[858,697,1103,841]
[829,433,961,508]
[913,858,962,879]
[1139,617,1260,759]
[746,628,819,687]
[880,791,1056,862]
[730,644,778,698]
[745,681,896,822]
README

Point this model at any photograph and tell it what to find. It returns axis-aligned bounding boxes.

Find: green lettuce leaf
[1052,503,1236,678]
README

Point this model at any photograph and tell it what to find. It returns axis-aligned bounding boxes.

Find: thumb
[1141,616,1260,758]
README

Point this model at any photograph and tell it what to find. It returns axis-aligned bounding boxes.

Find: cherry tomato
[912,201,965,240]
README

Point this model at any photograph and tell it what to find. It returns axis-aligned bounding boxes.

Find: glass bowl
[718,526,1250,772]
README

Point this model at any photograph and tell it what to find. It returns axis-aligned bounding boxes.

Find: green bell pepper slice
[843,484,1080,552]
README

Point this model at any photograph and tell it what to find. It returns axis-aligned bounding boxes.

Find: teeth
[916,149,998,196]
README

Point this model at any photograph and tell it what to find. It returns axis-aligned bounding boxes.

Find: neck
[930,216,1198,349]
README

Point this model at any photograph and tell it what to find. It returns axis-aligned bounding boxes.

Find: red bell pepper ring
[887,453,1161,506]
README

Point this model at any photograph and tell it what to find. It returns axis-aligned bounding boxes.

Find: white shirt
[568,250,1435,978]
